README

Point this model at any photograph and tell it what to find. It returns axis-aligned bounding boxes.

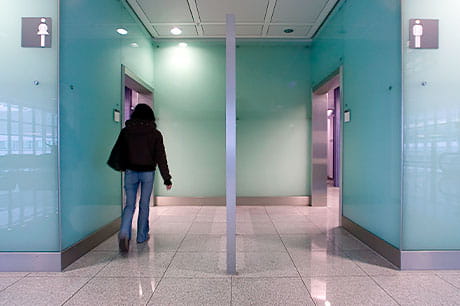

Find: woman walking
[108,103,172,252]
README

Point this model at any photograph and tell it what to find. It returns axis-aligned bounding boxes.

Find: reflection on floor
[1,189,460,305]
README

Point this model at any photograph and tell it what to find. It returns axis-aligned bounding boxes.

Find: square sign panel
[22,17,52,48]
[409,19,438,49]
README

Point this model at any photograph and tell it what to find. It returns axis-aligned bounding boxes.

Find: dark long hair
[131,104,155,122]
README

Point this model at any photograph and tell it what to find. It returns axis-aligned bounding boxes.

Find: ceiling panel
[203,24,263,36]
[136,0,194,23]
[196,0,269,23]
[153,25,199,37]
[267,25,311,37]
[271,0,329,23]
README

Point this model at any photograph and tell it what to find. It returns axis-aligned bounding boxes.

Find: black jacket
[107,119,172,185]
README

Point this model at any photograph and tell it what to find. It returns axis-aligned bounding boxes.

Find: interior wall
[60,0,156,249]
[0,0,59,252]
[153,42,312,197]
[402,0,460,250]
[311,0,402,248]
[236,44,311,196]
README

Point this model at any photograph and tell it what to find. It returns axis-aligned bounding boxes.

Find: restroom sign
[409,19,438,49]
[21,17,52,48]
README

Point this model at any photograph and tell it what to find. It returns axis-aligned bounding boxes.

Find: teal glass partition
[236,43,311,196]
[402,0,460,250]
[0,0,59,251]
[153,41,226,197]
[60,0,156,249]
[153,41,312,197]
[311,0,402,248]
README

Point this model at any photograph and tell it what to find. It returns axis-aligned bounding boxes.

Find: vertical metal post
[226,14,236,275]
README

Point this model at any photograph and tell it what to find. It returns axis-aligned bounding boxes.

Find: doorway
[311,69,342,220]
[121,66,155,206]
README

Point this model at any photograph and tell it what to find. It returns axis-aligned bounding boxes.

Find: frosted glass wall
[402,0,460,250]
[153,42,312,197]
[0,0,59,252]
[312,0,402,247]
[60,0,156,249]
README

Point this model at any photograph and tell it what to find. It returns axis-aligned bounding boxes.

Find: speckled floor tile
[164,252,228,278]
[236,252,298,278]
[144,233,186,252]
[148,277,231,305]
[373,274,460,305]
[188,222,226,234]
[280,234,338,251]
[96,251,175,278]
[289,249,366,277]
[65,277,158,306]
[0,278,21,292]
[150,222,191,234]
[344,250,399,276]
[273,221,323,235]
[237,235,286,252]
[29,251,117,278]
[236,222,278,235]
[436,272,460,289]
[178,234,226,252]
[265,206,303,216]
[303,276,398,306]
[232,277,315,305]
[0,277,89,306]
[268,214,311,223]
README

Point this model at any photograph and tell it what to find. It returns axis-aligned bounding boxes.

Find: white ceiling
[127,0,339,40]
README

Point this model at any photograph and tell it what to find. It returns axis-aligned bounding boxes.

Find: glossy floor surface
[1,188,460,305]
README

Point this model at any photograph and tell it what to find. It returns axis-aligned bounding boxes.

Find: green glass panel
[60,0,156,249]
[153,42,226,197]
[402,0,460,250]
[312,0,402,248]
[236,44,311,196]
[0,0,59,251]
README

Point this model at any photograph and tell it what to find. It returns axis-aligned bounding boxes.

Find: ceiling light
[116,28,128,35]
[178,42,188,48]
[283,28,294,34]
[170,27,182,35]
[130,43,139,48]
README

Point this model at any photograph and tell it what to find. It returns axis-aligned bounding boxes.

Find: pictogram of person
[37,18,49,47]
[413,19,423,48]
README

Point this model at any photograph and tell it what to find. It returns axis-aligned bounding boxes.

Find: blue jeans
[119,170,154,243]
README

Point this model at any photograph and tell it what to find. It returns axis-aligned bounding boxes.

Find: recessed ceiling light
[170,27,182,35]
[283,28,294,34]
[116,28,128,35]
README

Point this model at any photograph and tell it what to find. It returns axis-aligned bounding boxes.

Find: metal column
[226,14,236,275]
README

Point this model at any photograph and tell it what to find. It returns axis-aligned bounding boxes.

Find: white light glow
[170,27,182,35]
[178,42,188,48]
[116,28,128,35]
[130,43,139,48]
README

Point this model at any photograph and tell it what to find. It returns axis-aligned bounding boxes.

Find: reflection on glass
[0,102,57,237]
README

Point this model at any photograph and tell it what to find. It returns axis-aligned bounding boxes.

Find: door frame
[311,66,344,225]
[120,65,155,209]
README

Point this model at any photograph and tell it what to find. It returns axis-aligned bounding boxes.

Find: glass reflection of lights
[178,42,188,48]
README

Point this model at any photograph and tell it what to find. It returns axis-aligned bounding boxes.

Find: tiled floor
[1,188,460,305]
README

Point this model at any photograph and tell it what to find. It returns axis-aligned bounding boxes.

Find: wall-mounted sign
[409,19,438,49]
[22,17,52,48]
